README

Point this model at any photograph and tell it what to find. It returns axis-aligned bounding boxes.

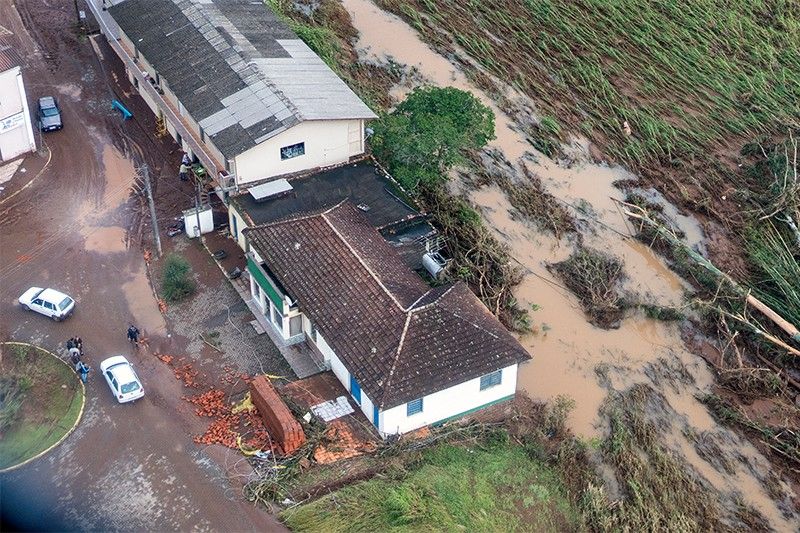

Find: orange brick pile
[173,362,200,388]
[184,389,271,450]
[154,353,269,450]
[249,375,305,455]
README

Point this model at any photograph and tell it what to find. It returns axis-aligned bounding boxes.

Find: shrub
[161,254,196,302]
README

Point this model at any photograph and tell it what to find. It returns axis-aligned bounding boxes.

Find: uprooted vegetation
[374,0,799,240]
[467,149,577,238]
[281,426,579,531]
[550,247,626,328]
[257,0,800,524]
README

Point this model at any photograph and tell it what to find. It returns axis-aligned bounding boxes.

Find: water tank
[422,252,447,278]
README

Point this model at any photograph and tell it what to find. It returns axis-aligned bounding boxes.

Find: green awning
[247,257,283,310]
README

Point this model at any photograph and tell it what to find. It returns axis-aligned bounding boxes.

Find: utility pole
[193,172,203,240]
[142,165,162,257]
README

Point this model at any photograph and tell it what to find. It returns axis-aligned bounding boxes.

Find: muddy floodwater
[342,0,796,527]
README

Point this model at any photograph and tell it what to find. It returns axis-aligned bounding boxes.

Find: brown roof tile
[245,202,531,409]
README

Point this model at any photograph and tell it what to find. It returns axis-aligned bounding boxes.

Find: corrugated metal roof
[0,39,21,72]
[108,0,376,161]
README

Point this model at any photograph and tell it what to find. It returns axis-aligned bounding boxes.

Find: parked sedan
[100,356,145,403]
[18,287,75,321]
[38,96,63,131]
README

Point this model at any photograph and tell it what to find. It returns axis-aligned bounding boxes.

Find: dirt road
[0,1,283,530]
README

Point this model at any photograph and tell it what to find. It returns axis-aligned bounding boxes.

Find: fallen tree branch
[619,201,800,350]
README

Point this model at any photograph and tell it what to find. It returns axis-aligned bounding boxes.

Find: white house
[0,41,36,162]
[104,0,376,186]
[243,202,531,437]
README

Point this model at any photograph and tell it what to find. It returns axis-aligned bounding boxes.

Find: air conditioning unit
[422,251,448,279]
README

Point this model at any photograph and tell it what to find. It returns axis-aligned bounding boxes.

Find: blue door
[350,374,361,405]
[373,405,380,428]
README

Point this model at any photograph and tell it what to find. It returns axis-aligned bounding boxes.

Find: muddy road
[340,0,798,527]
[0,1,283,530]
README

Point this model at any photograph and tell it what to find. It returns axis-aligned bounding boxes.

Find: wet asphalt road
[0,1,283,530]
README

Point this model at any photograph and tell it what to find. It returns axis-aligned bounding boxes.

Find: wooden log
[620,201,800,351]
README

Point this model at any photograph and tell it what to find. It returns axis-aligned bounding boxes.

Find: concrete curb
[0,341,86,474]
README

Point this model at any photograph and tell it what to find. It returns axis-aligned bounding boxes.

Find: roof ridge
[245,199,348,230]
[451,311,500,340]
[321,208,406,312]
[409,283,458,313]
[379,312,413,409]
[407,289,433,311]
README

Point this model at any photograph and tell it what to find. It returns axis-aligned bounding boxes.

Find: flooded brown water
[342,0,796,527]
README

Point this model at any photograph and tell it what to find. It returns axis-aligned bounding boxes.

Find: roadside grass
[281,435,578,532]
[0,343,83,470]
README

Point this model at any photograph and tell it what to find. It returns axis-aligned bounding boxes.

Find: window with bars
[407,398,423,416]
[280,142,305,160]
[479,369,503,390]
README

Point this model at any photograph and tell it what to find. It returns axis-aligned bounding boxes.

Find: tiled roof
[245,203,531,409]
[107,0,376,161]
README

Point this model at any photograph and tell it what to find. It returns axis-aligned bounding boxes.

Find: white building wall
[229,207,249,249]
[0,66,36,161]
[233,119,364,185]
[324,348,376,424]
[359,391,376,426]
[311,331,336,365]
[327,346,349,386]
[380,364,518,436]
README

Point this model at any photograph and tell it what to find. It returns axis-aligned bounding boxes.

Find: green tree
[371,86,495,190]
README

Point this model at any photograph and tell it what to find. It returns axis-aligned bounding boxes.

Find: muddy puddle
[81,142,165,334]
[81,225,128,253]
[342,0,795,526]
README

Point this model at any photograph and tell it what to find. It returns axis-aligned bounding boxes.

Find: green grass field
[0,343,84,470]
[282,438,578,532]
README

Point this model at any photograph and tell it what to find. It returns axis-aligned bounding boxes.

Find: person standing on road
[179,162,190,182]
[127,324,140,347]
[74,336,83,355]
[77,361,90,383]
[69,347,82,371]
[182,153,192,166]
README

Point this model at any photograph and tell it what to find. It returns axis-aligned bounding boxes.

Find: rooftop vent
[249,179,293,202]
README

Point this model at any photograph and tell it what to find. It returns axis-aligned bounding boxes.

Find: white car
[100,356,145,403]
[18,287,75,321]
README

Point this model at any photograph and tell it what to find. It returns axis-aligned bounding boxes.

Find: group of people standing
[66,336,90,383]
[65,324,142,383]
